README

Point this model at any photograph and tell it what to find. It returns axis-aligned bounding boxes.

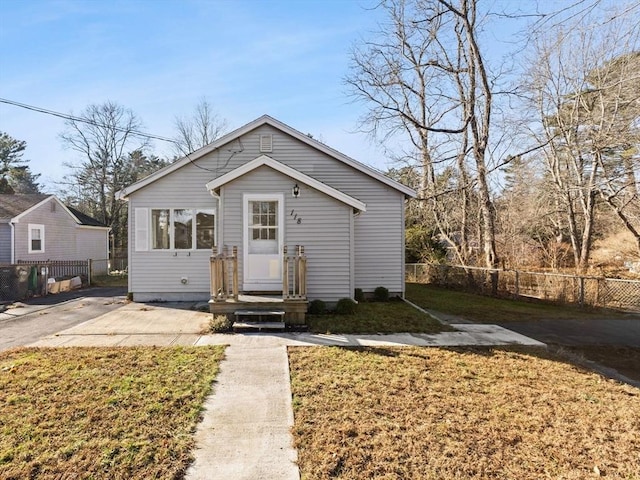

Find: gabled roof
[0,194,107,228]
[117,115,417,200]
[206,155,367,211]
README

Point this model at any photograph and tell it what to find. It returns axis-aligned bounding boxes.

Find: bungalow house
[117,115,416,322]
[0,194,109,264]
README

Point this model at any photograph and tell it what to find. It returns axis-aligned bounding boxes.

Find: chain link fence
[406,263,640,312]
[0,265,33,302]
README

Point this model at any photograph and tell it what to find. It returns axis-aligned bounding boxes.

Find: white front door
[243,194,284,291]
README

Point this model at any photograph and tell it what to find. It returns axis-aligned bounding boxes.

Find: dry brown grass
[0,346,225,480]
[289,346,640,479]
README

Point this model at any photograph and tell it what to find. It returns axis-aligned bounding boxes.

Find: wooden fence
[0,258,129,302]
[406,263,640,312]
[16,260,92,281]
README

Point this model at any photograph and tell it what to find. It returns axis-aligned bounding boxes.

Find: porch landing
[209,295,308,325]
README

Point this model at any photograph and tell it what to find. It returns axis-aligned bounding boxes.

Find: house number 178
[290,209,302,224]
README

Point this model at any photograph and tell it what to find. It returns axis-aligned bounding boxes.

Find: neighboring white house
[117,115,416,304]
[0,194,110,264]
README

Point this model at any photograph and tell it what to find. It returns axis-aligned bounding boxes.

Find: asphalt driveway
[0,287,127,351]
[497,317,640,347]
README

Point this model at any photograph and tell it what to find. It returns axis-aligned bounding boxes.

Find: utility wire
[0,97,236,173]
[0,97,176,144]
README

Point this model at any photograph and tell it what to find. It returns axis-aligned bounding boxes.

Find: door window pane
[248,200,278,254]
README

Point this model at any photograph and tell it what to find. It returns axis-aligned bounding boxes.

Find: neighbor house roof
[117,115,417,200]
[66,206,107,227]
[0,194,107,228]
[0,194,52,220]
[206,155,367,211]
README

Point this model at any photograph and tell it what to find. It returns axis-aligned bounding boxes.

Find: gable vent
[259,134,273,153]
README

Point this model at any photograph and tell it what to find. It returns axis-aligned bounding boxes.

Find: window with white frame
[28,224,45,253]
[149,208,215,250]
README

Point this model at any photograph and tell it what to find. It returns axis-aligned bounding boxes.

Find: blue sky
[1,0,391,188]
[1,0,616,190]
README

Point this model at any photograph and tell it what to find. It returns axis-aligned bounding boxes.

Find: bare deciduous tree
[60,101,149,251]
[347,0,499,280]
[172,98,228,156]
[525,4,640,270]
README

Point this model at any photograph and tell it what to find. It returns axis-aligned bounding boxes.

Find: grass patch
[406,283,631,322]
[306,299,449,334]
[0,346,225,479]
[289,346,640,479]
[91,274,128,287]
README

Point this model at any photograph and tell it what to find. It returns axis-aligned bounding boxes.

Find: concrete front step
[232,321,286,332]
[210,297,308,325]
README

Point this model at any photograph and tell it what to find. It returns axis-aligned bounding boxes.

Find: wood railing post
[210,246,239,302]
[232,246,238,300]
[210,247,217,301]
[283,246,289,300]
[221,245,227,299]
[300,246,306,297]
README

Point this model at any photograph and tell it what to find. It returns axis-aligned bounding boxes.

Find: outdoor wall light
[292,183,300,198]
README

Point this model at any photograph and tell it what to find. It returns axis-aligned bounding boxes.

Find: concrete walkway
[185,345,299,480]
[30,325,544,348]
[27,298,544,349]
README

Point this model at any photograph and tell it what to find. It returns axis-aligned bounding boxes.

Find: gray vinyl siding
[0,224,11,263]
[221,166,351,303]
[127,123,406,299]
[128,186,218,300]
[12,199,109,262]
[75,227,110,261]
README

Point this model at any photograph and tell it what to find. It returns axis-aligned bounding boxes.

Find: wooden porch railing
[210,245,307,301]
[283,245,307,300]
[210,246,238,302]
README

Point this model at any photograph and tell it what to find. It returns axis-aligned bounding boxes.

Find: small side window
[28,224,45,253]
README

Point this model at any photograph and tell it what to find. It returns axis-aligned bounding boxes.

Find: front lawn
[289,346,640,479]
[306,299,449,334]
[0,346,225,480]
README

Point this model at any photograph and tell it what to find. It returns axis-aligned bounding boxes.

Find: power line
[0,97,176,144]
[0,97,239,174]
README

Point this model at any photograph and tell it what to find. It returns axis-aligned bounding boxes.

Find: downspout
[401,197,406,299]
[9,221,15,264]
[209,188,221,248]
